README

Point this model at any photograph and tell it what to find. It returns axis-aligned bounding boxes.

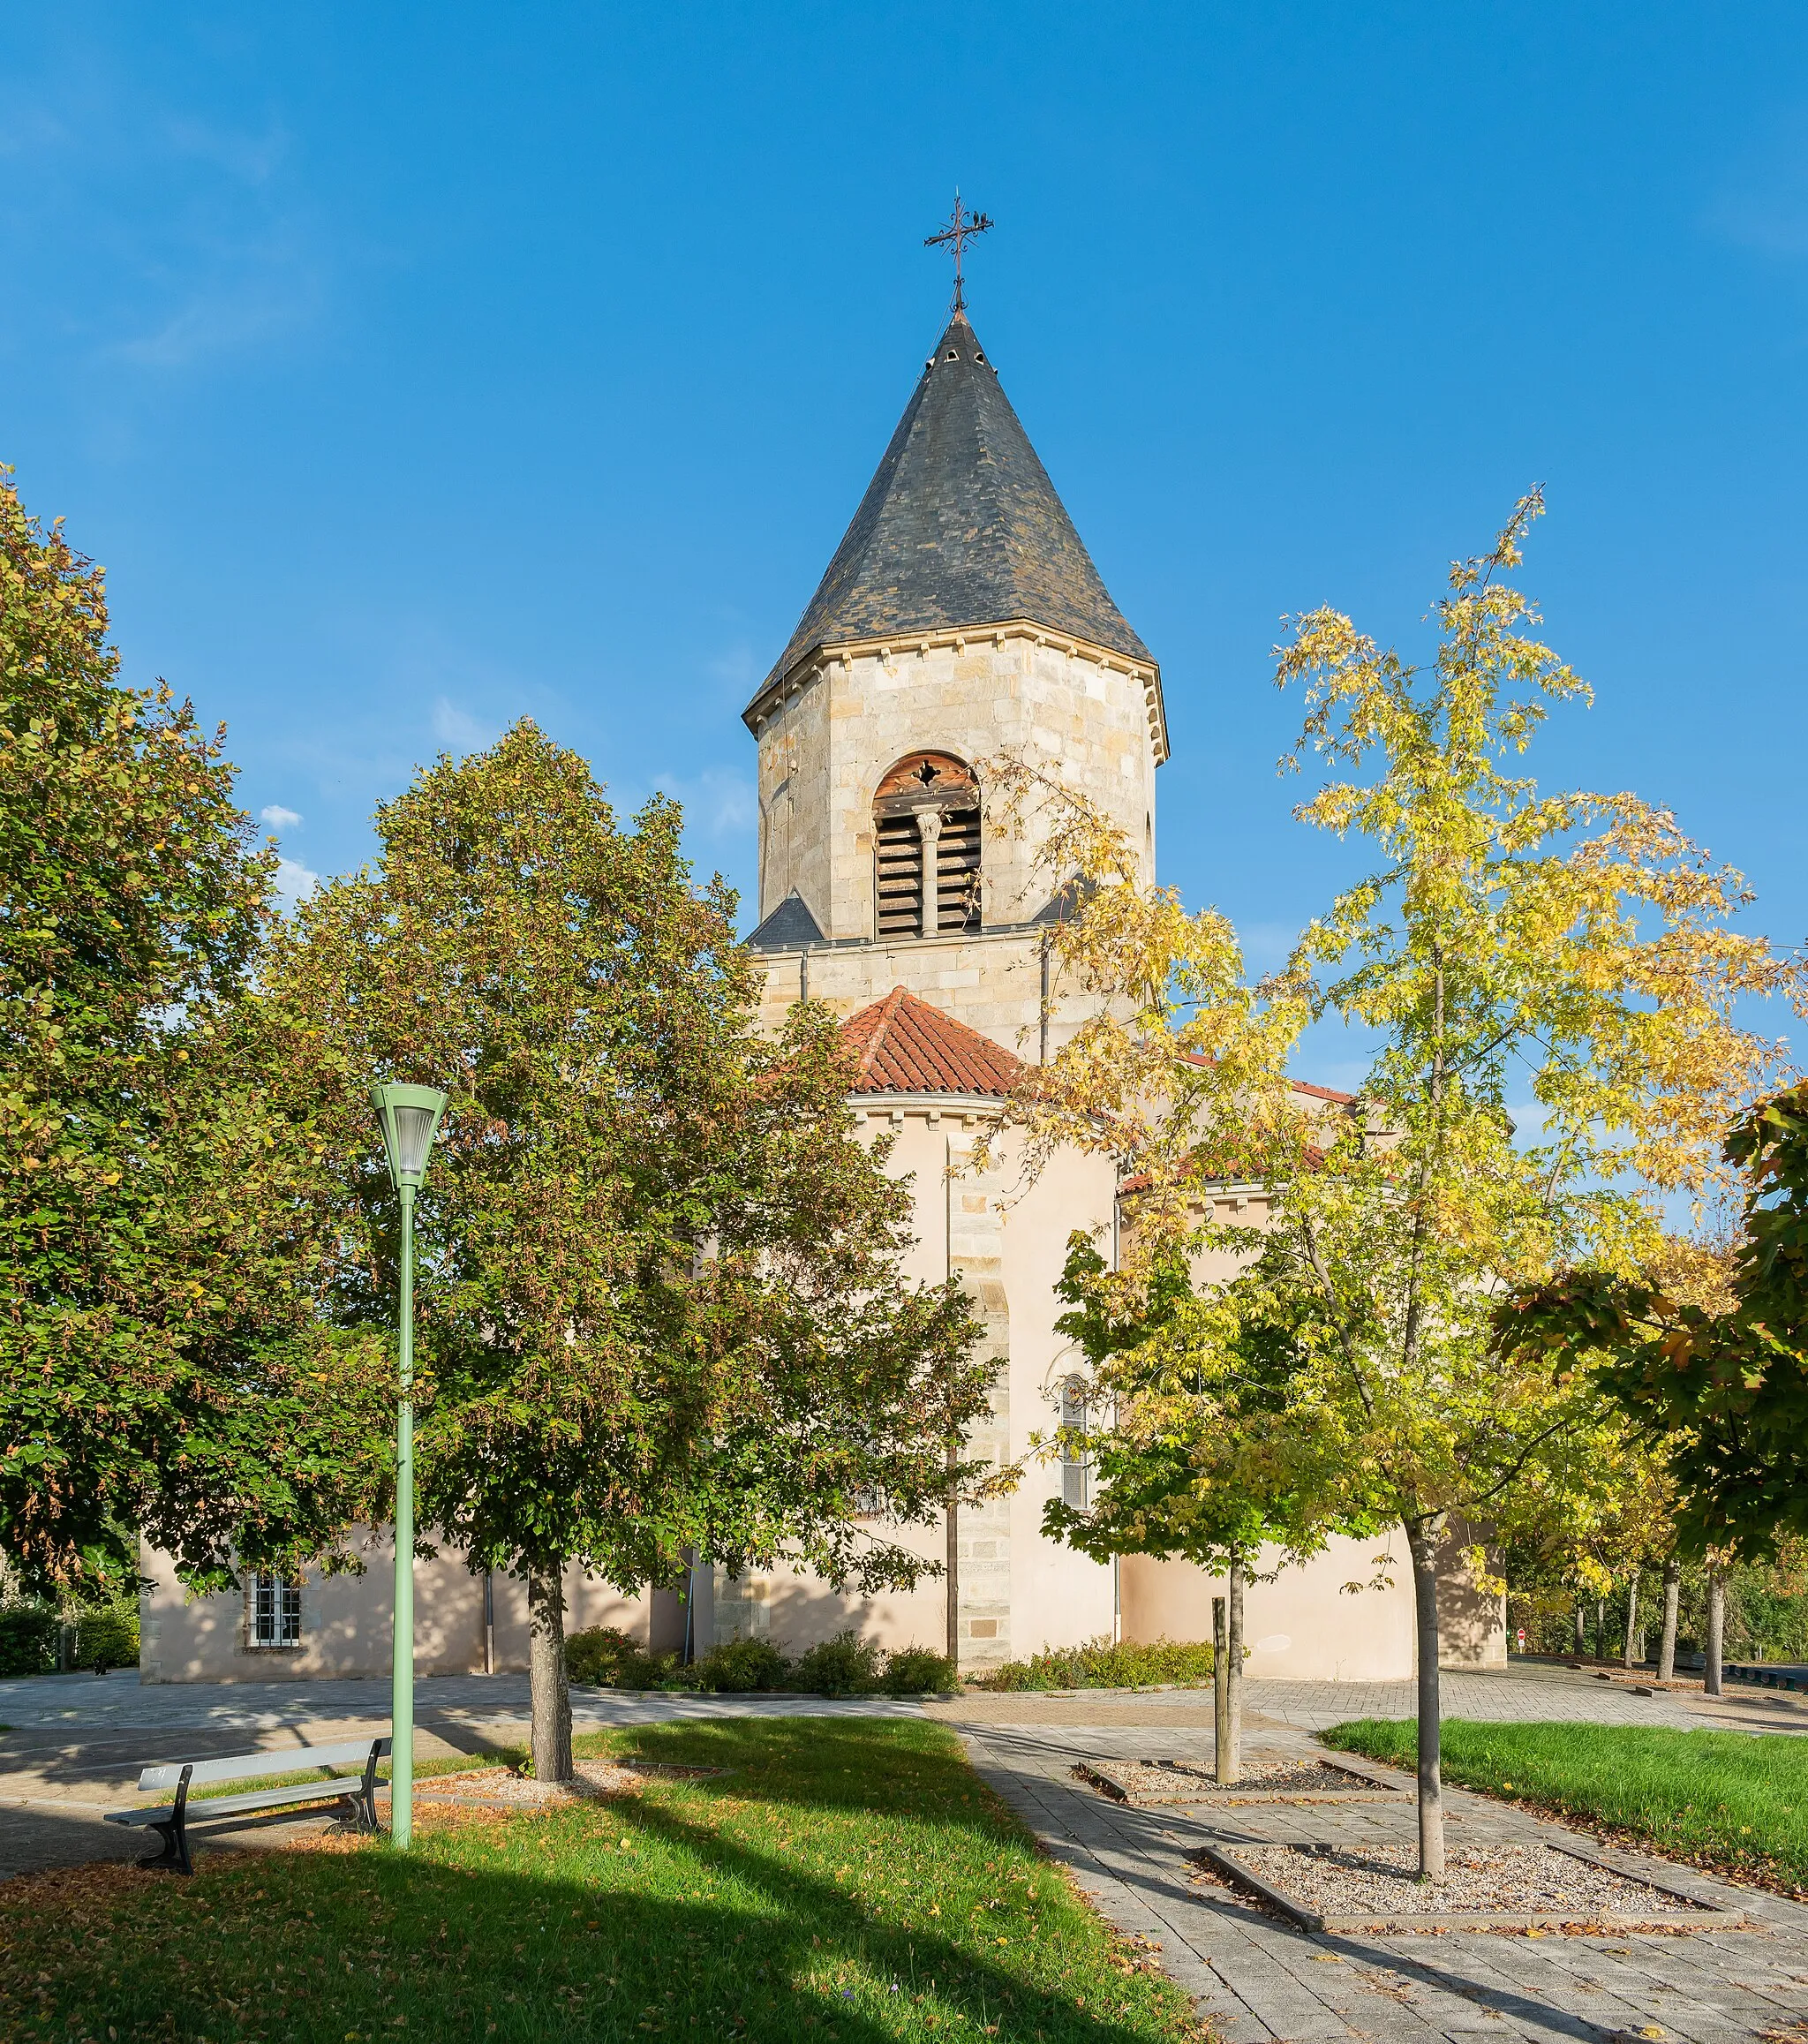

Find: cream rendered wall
[139,1536,650,1684]
[1113,1178,1421,1679]
[998,1134,1118,1658]
[1115,1171,1492,1680]
[1121,1542,1416,1683]
[713,1109,1119,1671]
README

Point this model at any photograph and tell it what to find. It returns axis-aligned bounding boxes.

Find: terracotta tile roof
[1291,1078,1357,1105]
[1174,1048,1356,1107]
[842,986,1021,1098]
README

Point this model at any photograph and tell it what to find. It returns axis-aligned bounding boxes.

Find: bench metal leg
[139,1819,193,1877]
[137,1762,194,1874]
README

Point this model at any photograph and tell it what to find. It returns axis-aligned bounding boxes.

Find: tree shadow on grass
[0,1720,1186,2043]
[0,1848,1175,2043]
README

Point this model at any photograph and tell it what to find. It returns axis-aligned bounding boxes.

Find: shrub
[794,1629,885,1697]
[969,1634,1214,1692]
[696,1635,790,1693]
[76,1608,138,1673]
[565,1626,648,1687]
[882,1645,958,1695]
[0,1607,58,1678]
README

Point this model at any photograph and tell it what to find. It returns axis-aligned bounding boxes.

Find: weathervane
[924,192,992,315]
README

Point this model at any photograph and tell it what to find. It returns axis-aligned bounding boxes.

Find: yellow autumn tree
[984,492,1805,1880]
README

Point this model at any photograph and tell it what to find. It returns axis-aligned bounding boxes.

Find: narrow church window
[872,753,981,940]
[1059,1376,1089,1510]
[250,1573,302,1648]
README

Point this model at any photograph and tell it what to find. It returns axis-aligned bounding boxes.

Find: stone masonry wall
[753,634,1158,940]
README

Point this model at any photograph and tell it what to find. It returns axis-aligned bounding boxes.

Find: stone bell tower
[744,307,1167,1054]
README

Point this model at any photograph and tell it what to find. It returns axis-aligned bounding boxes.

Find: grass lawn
[1323,1717,1808,1898]
[1,1719,1202,2043]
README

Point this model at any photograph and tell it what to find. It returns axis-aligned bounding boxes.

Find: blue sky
[5,5,1808,1093]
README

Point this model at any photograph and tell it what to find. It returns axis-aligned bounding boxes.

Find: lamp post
[370,1081,448,1849]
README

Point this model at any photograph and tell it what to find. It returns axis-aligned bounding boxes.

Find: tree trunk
[527,1561,574,1784]
[1572,1602,1586,1655]
[945,1459,960,1671]
[1404,1515,1445,1882]
[1594,1596,1606,1660]
[1225,1550,1245,1786]
[1705,1558,1724,1698]
[1656,1555,1680,1681]
[1623,1568,1641,1668]
[1212,1595,1231,1784]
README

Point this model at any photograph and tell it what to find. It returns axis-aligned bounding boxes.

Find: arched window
[872,752,981,940]
[1059,1376,1090,1509]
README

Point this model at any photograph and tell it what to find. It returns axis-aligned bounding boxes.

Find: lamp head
[370,1082,448,1192]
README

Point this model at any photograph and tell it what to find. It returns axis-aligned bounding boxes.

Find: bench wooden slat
[111,1735,391,1874]
[137,1738,389,1793]
[106,1776,374,1827]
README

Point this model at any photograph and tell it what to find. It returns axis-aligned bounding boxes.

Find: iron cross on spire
[924,192,993,315]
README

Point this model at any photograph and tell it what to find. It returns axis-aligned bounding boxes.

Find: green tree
[256,723,998,1777]
[1046,1233,1365,1780]
[1503,1081,1808,1566]
[0,468,371,1597]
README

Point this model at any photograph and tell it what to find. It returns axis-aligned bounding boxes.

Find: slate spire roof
[755,312,1151,702]
[842,986,1021,1098]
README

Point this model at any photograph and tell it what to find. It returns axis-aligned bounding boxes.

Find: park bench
[105,1736,391,1875]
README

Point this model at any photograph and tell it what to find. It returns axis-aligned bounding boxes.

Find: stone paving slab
[954,1715,1808,2043]
[0,1667,924,1732]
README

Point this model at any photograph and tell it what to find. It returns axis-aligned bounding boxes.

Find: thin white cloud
[704,643,757,692]
[260,803,303,829]
[1237,919,1305,972]
[432,697,495,752]
[653,767,758,839]
[274,856,320,911]
[0,58,329,373]
[162,117,290,187]
[1707,124,1808,260]
[113,251,324,370]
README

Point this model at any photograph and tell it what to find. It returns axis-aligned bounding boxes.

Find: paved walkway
[959,1715,1808,2043]
[928,1662,1808,1739]
[0,1671,918,1882]
[0,1666,923,1733]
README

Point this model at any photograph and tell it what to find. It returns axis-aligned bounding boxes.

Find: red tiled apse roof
[842,986,1021,1098]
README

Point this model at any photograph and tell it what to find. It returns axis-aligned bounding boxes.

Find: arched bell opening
[872,751,982,940]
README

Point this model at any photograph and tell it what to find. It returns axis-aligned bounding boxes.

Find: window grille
[251,1574,302,1648]
[1059,1377,1089,1509]
[872,753,981,939]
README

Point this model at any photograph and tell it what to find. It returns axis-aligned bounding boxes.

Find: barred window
[250,1574,302,1648]
[873,753,981,940]
[1059,1376,1089,1509]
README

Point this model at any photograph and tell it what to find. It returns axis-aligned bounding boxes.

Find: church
[140,292,1496,1685]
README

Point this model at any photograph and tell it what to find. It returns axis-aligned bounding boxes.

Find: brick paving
[957,1715,1808,2042]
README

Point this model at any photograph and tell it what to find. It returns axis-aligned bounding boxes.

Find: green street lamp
[370,1081,448,1850]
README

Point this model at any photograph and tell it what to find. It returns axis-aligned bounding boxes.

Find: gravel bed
[411,1760,719,1806]
[1078,1756,1382,1802]
[1226,1838,1710,1924]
